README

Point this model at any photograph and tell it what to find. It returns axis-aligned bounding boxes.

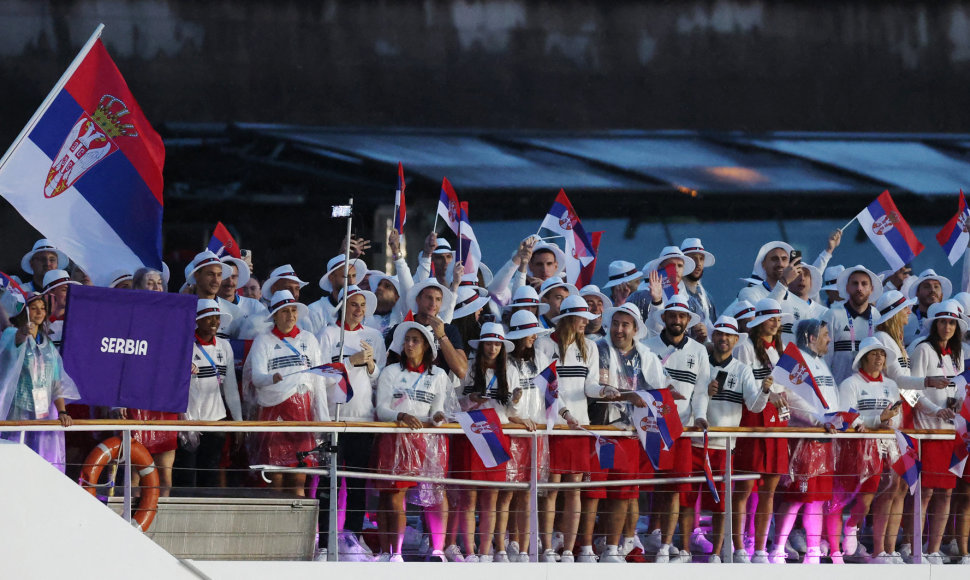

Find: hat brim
[198,310,234,328]
[43,280,80,294]
[508,301,551,316]
[602,306,648,340]
[506,325,552,341]
[338,290,378,318]
[390,321,438,360]
[261,275,309,299]
[532,243,567,278]
[643,255,696,279]
[922,315,969,334]
[649,307,702,330]
[908,275,953,302]
[222,256,251,287]
[371,274,401,297]
[874,296,916,325]
[319,258,367,292]
[21,247,69,275]
[752,241,794,280]
[538,282,578,299]
[602,272,642,289]
[453,294,491,320]
[580,290,613,310]
[551,309,599,323]
[852,342,888,371]
[266,301,310,323]
[189,261,234,286]
[468,338,515,351]
[837,266,883,303]
[748,311,794,329]
[683,249,715,268]
[407,280,455,317]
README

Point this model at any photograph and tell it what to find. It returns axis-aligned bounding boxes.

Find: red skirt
[605,438,642,500]
[652,437,693,493]
[734,403,789,475]
[786,440,834,503]
[451,432,510,482]
[921,439,957,489]
[550,435,591,474]
[130,409,179,455]
[681,446,727,512]
[256,392,316,467]
[834,439,883,498]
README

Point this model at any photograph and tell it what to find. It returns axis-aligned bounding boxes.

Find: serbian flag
[702,431,721,504]
[937,191,970,265]
[436,177,460,235]
[594,436,615,470]
[228,338,254,374]
[892,429,922,495]
[0,272,27,298]
[632,389,684,470]
[657,262,679,300]
[950,414,970,477]
[772,342,830,411]
[538,189,596,285]
[0,27,164,288]
[207,222,240,258]
[819,408,860,431]
[457,408,511,468]
[393,162,406,235]
[855,191,924,271]
[457,201,482,280]
[532,361,560,432]
[576,231,603,289]
[303,362,353,403]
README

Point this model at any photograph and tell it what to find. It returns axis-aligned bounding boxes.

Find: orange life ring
[80,436,160,532]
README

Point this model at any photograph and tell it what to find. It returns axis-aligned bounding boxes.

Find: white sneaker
[479,554,493,563]
[464,554,480,563]
[922,552,945,565]
[819,539,830,557]
[552,531,565,552]
[789,529,808,554]
[829,550,844,564]
[735,549,752,563]
[560,550,575,563]
[518,553,532,562]
[655,544,672,563]
[842,525,858,556]
[868,552,893,564]
[944,539,961,557]
[542,549,557,563]
[494,551,510,563]
[709,554,722,563]
[576,549,597,563]
[643,530,663,553]
[691,528,714,554]
[600,548,626,563]
[960,555,970,565]
[428,550,447,563]
[507,541,520,558]
[898,543,912,560]
[314,548,329,561]
[889,551,904,564]
[623,535,644,556]
[767,549,787,564]
[376,553,390,562]
[444,544,464,562]
[390,553,404,562]
[337,532,374,562]
[676,551,692,563]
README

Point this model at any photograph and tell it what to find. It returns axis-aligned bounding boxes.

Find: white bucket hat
[821,265,844,291]
[222,255,251,287]
[538,277,578,300]
[265,290,310,323]
[650,293,701,329]
[724,299,756,321]
[407,279,455,317]
[506,310,551,341]
[531,242,567,278]
[261,264,309,298]
[643,246,696,278]
[551,294,599,323]
[837,265,883,303]
[432,238,454,255]
[369,273,401,298]
[874,290,916,325]
[907,269,953,302]
[390,321,438,359]
[602,260,642,289]
[712,315,747,342]
[187,250,233,285]
[922,299,968,334]
[196,298,233,328]
[747,298,793,328]
[106,269,133,289]
[794,264,822,299]
[452,285,490,319]
[602,302,648,340]
[469,321,514,351]
[751,241,794,280]
[21,239,69,274]
[508,285,550,315]
[680,238,715,268]
[852,336,888,371]
[336,285,377,318]
[579,284,613,312]
[952,292,970,322]
[42,269,79,294]
[319,254,367,292]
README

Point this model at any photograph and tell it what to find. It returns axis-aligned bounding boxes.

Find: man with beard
[217,254,268,339]
[821,265,881,383]
[644,295,711,563]
[903,269,952,347]
[627,247,695,337]
[186,251,239,338]
[782,264,829,345]
[681,238,717,343]
[738,231,841,305]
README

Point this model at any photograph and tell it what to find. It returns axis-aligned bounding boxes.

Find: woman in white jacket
[246,290,327,496]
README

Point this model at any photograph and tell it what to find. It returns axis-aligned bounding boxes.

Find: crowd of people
[1,223,969,565]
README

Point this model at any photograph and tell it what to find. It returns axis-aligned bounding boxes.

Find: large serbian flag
[855,190,924,271]
[538,189,596,285]
[936,190,970,265]
[632,389,684,470]
[0,26,164,287]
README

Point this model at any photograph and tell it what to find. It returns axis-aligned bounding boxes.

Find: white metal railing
[0,421,956,564]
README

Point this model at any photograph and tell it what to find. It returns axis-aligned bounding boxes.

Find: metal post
[123,429,133,523]
[529,434,540,562]
[912,440,923,564]
[722,436,734,564]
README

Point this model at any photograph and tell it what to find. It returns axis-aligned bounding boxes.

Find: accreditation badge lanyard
[26,339,50,419]
[847,308,874,350]
[195,342,224,387]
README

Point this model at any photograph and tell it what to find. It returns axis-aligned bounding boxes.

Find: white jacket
[535,334,599,425]
[376,363,450,422]
[244,329,329,420]
[188,339,242,421]
[317,324,386,421]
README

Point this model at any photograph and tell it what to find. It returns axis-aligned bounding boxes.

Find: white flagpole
[839,216,857,232]
[0,23,105,174]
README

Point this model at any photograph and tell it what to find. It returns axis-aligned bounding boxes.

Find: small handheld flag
[595,436,615,470]
[207,222,240,258]
[457,408,511,468]
[576,231,603,289]
[657,262,679,300]
[538,189,597,284]
[301,362,353,403]
[892,429,921,495]
[457,201,482,280]
[702,430,721,504]
[532,361,560,433]
[819,408,860,432]
[436,177,460,235]
[854,190,924,271]
[950,414,970,477]
[632,389,684,469]
[393,162,406,235]
[772,342,830,411]
[936,190,970,266]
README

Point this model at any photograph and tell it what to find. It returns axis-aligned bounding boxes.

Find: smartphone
[790,249,802,262]
[715,370,728,391]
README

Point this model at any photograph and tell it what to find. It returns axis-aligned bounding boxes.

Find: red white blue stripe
[892,429,921,495]
[457,201,482,281]
[393,162,406,235]
[436,177,460,235]
[207,221,240,258]
[658,262,679,300]
[457,408,510,468]
[533,361,560,432]
[634,389,684,470]
[855,190,924,271]
[936,190,970,265]
[772,342,830,410]
[538,189,596,285]
[820,408,859,431]
[304,362,353,403]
